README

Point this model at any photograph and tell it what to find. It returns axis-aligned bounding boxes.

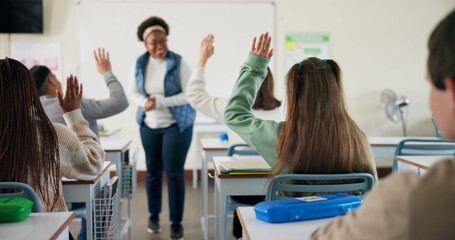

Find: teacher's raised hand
[251,32,273,59]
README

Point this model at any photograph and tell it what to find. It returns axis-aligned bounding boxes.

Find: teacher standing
[128,16,195,240]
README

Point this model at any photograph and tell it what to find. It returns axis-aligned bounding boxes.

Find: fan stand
[399,108,407,137]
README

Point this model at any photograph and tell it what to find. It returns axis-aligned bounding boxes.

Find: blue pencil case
[254,193,363,223]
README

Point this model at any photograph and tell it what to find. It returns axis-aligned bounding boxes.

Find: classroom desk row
[197,136,442,240]
[208,150,448,240]
[1,139,133,240]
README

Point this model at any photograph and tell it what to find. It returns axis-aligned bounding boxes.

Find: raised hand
[251,32,273,59]
[144,96,156,111]
[94,48,112,75]
[198,34,215,67]
[57,75,83,113]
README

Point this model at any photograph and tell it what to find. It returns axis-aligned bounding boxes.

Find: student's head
[252,67,281,110]
[137,16,169,59]
[0,58,60,211]
[427,9,455,140]
[274,57,373,175]
[30,65,62,96]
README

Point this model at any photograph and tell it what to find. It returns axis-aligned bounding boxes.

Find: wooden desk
[395,155,450,175]
[237,207,331,240]
[212,156,270,240]
[0,212,75,240]
[62,161,111,240]
[198,138,230,240]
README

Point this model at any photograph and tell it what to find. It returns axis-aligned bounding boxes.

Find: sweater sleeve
[155,58,192,108]
[55,109,106,180]
[310,173,419,240]
[185,66,228,123]
[81,71,129,120]
[128,64,148,107]
[224,53,283,166]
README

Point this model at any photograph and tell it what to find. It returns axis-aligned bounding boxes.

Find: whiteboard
[76,1,275,99]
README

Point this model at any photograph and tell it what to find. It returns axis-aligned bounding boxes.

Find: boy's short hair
[428,9,455,90]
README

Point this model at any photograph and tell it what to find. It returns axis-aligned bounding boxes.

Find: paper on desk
[219,159,271,174]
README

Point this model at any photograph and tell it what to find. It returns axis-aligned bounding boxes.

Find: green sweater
[225,53,378,183]
[224,53,284,166]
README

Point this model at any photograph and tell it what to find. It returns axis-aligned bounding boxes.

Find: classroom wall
[1,0,454,171]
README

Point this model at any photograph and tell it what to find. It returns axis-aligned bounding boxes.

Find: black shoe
[147,219,161,233]
[170,223,184,240]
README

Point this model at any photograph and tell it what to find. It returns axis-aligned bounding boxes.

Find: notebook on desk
[219,159,271,174]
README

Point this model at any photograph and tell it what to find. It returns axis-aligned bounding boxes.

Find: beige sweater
[43,109,105,212]
[310,158,455,240]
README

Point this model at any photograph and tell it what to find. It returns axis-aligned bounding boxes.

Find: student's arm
[186,34,228,123]
[310,172,419,240]
[224,33,283,165]
[81,49,129,120]
[154,58,192,108]
[55,110,105,179]
[54,75,105,179]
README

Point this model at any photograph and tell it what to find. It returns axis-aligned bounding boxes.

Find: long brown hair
[0,58,61,211]
[253,67,281,110]
[274,58,373,176]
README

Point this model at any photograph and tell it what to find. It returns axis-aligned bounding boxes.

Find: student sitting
[0,58,105,239]
[224,32,378,239]
[309,9,455,240]
[30,48,129,137]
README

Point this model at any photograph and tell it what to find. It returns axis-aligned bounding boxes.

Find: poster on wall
[10,41,62,80]
[285,32,330,71]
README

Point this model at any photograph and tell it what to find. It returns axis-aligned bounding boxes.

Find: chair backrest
[265,173,375,201]
[393,138,455,173]
[227,143,258,156]
[0,182,43,212]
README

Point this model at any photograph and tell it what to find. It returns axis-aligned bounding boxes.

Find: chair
[224,143,259,240]
[265,173,375,201]
[392,138,455,173]
[226,143,258,156]
[0,182,43,212]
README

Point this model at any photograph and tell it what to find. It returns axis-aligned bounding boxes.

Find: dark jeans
[231,195,265,239]
[140,123,193,223]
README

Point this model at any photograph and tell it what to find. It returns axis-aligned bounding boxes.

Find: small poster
[10,41,62,80]
[285,32,330,71]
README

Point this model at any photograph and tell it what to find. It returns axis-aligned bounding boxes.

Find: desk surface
[101,139,132,152]
[0,212,74,240]
[62,161,111,184]
[237,207,331,240]
[200,138,230,150]
[212,156,270,179]
[395,155,450,170]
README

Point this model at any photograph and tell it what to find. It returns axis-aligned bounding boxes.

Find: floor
[70,178,237,240]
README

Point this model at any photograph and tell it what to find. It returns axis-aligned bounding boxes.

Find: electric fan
[380,89,410,136]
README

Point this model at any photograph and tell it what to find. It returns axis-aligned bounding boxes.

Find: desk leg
[86,185,93,240]
[214,177,227,240]
[192,167,198,189]
[201,150,209,240]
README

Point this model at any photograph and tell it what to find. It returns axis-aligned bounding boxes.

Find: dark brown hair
[0,58,60,211]
[274,58,374,177]
[137,16,169,41]
[253,67,281,110]
[428,9,455,90]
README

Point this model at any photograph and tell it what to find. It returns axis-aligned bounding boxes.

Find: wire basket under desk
[93,185,121,240]
[121,156,137,199]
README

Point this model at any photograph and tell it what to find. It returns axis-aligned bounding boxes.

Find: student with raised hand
[0,58,105,233]
[224,32,377,239]
[186,34,283,143]
[310,9,455,240]
[30,48,129,137]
